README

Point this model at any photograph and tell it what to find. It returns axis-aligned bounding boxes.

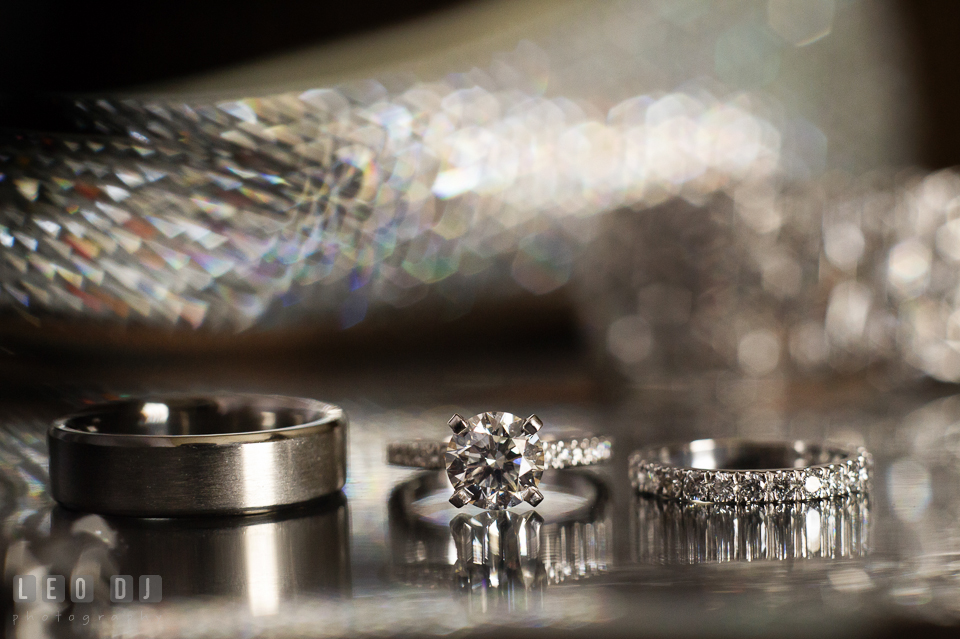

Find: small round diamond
[843,459,859,493]
[767,470,797,502]
[446,412,545,510]
[820,464,837,496]
[803,471,823,498]
[659,468,683,499]
[738,472,766,503]
[640,464,660,494]
[857,452,872,489]
[632,458,652,492]
[713,472,737,503]
[683,470,713,501]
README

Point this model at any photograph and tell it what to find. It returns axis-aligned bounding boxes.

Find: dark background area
[0,1,468,133]
[897,0,960,169]
[0,1,466,92]
[0,0,957,172]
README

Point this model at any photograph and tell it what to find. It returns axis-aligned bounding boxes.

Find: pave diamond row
[542,436,613,469]
[387,441,447,470]
[387,436,612,471]
[629,447,872,503]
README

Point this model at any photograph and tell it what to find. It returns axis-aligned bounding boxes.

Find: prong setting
[447,413,469,436]
[522,414,543,435]
[525,487,545,506]
[450,487,472,508]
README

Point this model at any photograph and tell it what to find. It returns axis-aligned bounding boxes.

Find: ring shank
[49,394,347,516]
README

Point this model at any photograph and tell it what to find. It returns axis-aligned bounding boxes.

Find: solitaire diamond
[445,412,546,510]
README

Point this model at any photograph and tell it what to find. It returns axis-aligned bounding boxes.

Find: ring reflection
[388,472,610,611]
[632,495,870,564]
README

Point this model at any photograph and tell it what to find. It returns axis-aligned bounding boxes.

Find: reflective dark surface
[49,497,350,602]
[2,369,960,638]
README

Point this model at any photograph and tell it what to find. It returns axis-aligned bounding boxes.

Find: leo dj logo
[13,575,162,603]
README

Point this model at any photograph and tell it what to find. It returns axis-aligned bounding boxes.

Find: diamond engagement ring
[386,411,613,510]
[630,438,872,503]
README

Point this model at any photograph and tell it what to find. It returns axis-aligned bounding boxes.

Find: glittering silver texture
[0,0,908,337]
[0,77,781,331]
[1,0,946,391]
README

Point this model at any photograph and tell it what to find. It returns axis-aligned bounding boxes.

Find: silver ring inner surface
[638,438,853,471]
[58,395,331,437]
[48,394,347,516]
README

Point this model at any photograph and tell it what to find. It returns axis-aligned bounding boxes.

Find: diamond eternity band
[630,438,872,504]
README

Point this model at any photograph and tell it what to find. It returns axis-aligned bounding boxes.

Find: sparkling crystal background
[0,0,929,387]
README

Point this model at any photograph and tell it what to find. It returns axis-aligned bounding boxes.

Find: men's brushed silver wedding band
[48,394,347,517]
